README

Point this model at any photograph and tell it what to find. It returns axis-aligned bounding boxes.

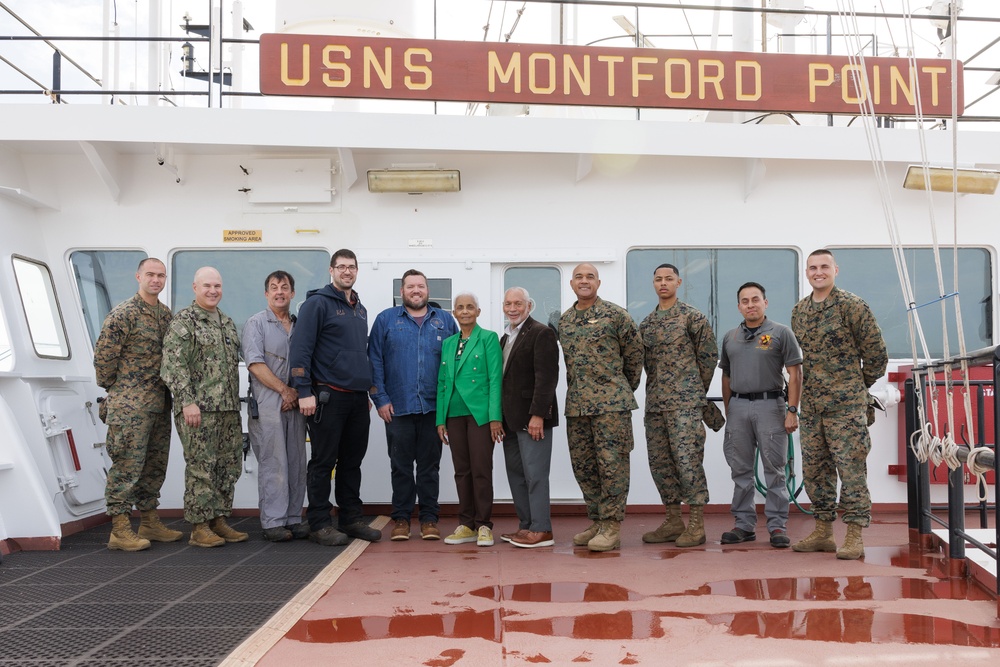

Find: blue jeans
[385,412,442,523]
[305,391,370,530]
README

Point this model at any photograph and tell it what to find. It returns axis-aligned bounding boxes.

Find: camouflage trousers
[104,410,172,516]
[174,410,243,524]
[566,412,634,522]
[644,409,709,506]
[799,409,871,526]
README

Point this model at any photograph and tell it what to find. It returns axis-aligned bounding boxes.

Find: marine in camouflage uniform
[558,263,642,551]
[639,264,718,548]
[94,258,180,550]
[161,267,244,546]
[790,250,887,560]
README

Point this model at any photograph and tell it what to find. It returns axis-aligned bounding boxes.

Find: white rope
[965,447,994,502]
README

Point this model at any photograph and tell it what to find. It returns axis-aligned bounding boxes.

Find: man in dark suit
[499,287,559,548]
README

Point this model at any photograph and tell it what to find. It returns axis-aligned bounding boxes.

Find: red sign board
[260,34,963,117]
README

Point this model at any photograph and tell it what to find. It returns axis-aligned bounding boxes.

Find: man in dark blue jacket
[289,249,380,546]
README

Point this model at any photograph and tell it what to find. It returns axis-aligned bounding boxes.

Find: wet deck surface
[2,512,998,666]
[254,512,1000,666]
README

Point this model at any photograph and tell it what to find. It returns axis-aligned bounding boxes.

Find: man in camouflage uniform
[791,249,887,560]
[161,266,246,548]
[95,257,182,551]
[558,263,642,552]
[640,264,718,548]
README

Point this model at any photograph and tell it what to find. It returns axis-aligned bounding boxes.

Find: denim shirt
[368,305,458,416]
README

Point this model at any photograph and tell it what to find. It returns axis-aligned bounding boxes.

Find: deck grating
[0,516,357,667]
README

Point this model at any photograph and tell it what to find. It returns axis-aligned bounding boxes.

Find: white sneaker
[477,525,494,547]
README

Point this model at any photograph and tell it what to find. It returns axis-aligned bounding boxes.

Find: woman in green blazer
[436,293,504,547]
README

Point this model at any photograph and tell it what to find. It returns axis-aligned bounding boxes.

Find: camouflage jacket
[558,297,643,416]
[161,302,241,414]
[791,286,888,414]
[640,301,718,412]
[93,293,172,422]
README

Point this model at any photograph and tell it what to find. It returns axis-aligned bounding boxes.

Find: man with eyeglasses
[719,281,802,549]
[289,250,381,546]
[640,263,719,548]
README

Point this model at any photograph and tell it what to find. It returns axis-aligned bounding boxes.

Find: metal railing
[904,346,999,609]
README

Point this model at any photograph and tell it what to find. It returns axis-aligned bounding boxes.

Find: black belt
[733,391,783,401]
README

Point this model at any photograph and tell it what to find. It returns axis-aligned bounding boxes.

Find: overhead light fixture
[902,165,1000,195]
[367,169,461,194]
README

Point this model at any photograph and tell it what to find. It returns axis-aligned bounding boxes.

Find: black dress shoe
[339,520,382,542]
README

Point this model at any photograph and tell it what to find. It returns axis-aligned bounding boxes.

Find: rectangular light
[367,169,461,194]
[903,165,1000,195]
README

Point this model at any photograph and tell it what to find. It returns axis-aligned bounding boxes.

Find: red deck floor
[225,511,1000,666]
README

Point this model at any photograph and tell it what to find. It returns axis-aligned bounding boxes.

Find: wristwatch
[786,405,798,414]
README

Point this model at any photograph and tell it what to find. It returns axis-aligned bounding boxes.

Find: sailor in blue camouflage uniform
[791,249,887,560]
[161,266,246,548]
[558,263,643,552]
[95,257,182,551]
[639,264,719,548]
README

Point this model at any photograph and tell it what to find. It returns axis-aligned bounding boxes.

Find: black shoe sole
[721,532,756,544]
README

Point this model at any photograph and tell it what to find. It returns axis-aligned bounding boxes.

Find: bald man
[557,263,643,552]
[161,267,245,548]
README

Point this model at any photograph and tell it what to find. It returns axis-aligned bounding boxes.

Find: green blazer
[436,324,503,427]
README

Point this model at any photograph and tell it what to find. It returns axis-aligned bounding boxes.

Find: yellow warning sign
[223,229,263,243]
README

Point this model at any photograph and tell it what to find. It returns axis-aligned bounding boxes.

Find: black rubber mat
[0,516,355,667]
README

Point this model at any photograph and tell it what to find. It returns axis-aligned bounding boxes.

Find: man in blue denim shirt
[369,269,458,542]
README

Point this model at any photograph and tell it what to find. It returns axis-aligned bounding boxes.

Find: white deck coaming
[0,105,998,169]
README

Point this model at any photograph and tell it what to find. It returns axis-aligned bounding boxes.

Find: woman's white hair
[454,291,480,309]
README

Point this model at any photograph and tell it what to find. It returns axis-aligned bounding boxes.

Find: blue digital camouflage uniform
[94,293,173,517]
[791,286,888,527]
[640,302,718,507]
[558,297,643,522]
[161,302,242,525]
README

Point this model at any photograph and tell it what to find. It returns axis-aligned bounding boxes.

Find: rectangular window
[171,250,332,336]
[503,266,562,329]
[12,256,70,359]
[626,248,799,337]
[831,247,992,358]
[393,277,453,311]
[70,250,149,347]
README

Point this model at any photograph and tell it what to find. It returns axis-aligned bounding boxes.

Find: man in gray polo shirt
[719,281,802,548]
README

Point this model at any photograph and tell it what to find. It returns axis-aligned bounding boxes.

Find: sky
[0,0,997,118]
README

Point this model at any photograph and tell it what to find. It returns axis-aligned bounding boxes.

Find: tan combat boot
[189,522,225,548]
[108,514,151,552]
[642,504,685,543]
[573,521,601,547]
[588,520,621,552]
[675,505,706,547]
[836,523,865,560]
[138,509,183,542]
[792,519,837,553]
[210,516,249,543]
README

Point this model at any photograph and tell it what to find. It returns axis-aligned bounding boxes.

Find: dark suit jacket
[500,316,559,431]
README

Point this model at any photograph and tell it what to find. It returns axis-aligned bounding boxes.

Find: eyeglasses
[333,265,358,272]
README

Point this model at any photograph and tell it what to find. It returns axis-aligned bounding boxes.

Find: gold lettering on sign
[598,55,624,96]
[665,59,691,99]
[322,45,350,88]
[563,54,590,95]
[488,51,521,93]
[808,63,835,103]
[404,48,432,90]
[699,60,724,100]
[529,53,556,94]
[281,43,309,86]
[735,61,761,101]
[632,56,657,97]
[364,46,392,89]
